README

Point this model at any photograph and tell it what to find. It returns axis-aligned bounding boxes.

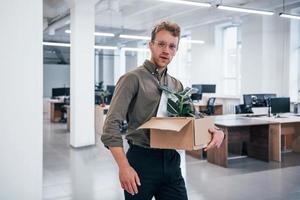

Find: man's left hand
[204,126,225,151]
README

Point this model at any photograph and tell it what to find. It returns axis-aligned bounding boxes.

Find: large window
[222,26,241,96]
[289,16,300,102]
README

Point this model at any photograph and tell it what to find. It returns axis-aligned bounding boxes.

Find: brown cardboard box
[138,117,214,150]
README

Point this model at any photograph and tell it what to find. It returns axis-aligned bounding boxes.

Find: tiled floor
[43,115,300,200]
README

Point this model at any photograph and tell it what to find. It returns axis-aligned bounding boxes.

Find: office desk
[49,99,65,122]
[95,105,109,135]
[207,115,275,167]
[66,105,70,131]
[248,115,300,162]
[66,105,110,135]
[193,102,223,115]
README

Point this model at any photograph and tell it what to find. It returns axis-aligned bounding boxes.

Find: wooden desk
[49,99,65,122]
[66,105,70,131]
[66,105,110,135]
[186,103,223,159]
[193,102,223,115]
[95,105,109,135]
[248,115,300,162]
[207,115,275,167]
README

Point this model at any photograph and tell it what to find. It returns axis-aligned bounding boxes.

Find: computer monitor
[270,97,290,115]
[52,87,69,98]
[243,93,277,107]
[191,93,202,101]
[191,84,202,94]
[201,84,216,93]
[191,84,203,102]
[243,95,252,106]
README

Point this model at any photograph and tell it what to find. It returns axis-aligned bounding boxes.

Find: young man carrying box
[101,21,224,200]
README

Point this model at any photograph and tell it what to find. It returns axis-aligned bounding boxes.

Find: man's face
[149,30,179,68]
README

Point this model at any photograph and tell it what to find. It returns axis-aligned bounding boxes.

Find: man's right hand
[119,165,141,195]
[109,147,141,195]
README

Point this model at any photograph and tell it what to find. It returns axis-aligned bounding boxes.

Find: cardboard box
[138,117,214,150]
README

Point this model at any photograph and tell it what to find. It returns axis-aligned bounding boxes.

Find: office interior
[1,0,300,199]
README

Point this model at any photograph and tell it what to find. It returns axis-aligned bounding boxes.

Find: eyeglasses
[152,40,177,52]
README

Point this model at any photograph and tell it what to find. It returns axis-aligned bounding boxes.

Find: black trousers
[125,144,188,200]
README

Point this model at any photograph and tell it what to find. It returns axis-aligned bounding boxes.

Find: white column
[0,0,42,199]
[103,50,115,86]
[114,49,126,84]
[70,0,95,147]
[95,51,100,85]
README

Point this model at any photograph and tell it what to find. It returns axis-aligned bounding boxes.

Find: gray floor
[43,115,300,200]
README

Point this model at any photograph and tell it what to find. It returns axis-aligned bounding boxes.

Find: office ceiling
[43,0,300,64]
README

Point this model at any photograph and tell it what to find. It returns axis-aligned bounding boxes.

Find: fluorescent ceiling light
[42,42,71,47]
[94,45,118,50]
[43,42,117,50]
[121,47,150,52]
[119,34,151,40]
[157,0,211,7]
[279,13,300,20]
[182,39,205,44]
[65,30,115,37]
[217,5,274,16]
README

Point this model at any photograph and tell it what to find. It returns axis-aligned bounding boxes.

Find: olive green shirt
[101,60,183,148]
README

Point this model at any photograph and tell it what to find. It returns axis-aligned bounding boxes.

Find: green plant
[95,90,111,105]
[159,86,200,117]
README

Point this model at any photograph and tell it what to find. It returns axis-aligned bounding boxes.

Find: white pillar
[0,0,42,199]
[70,0,95,147]
[95,51,100,85]
[114,49,126,84]
[103,50,115,86]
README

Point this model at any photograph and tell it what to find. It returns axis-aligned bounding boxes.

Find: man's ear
[148,41,153,48]
[148,41,154,51]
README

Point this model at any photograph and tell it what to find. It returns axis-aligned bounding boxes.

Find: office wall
[190,14,292,98]
[0,0,42,199]
[43,64,70,97]
[126,52,138,72]
[190,24,223,94]
[241,15,290,96]
[240,15,264,94]
[98,51,115,87]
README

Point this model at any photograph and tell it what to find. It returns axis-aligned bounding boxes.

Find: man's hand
[119,165,141,195]
[204,126,225,151]
[109,147,141,195]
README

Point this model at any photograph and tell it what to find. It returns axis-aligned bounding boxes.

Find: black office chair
[59,97,70,123]
[203,97,216,115]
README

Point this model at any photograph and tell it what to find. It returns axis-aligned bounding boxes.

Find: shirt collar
[143,59,167,76]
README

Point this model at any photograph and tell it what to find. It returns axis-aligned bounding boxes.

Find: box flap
[138,117,192,132]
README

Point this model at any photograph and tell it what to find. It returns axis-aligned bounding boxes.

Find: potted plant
[159,85,204,118]
[95,90,111,107]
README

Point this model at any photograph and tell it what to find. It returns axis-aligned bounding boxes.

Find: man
[101,21,224,200]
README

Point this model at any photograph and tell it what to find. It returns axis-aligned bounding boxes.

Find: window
[222,26,241,96]
[289,16,300,102]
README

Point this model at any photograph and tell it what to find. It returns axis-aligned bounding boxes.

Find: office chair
[202,97,216,115]
[59,97,70,123]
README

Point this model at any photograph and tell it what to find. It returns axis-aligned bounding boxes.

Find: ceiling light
[119,34,151,40]
[217,5,274,16]
[65,30,115,37]
[279,13,300,20]
[43,42,118,50]
[182,39,205,44]
[121,47,150,52]
[157,0,211,7]
[94,45,118,50]
[42,42,71,47]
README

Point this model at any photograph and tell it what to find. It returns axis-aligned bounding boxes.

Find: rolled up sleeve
[101,72,139,148]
